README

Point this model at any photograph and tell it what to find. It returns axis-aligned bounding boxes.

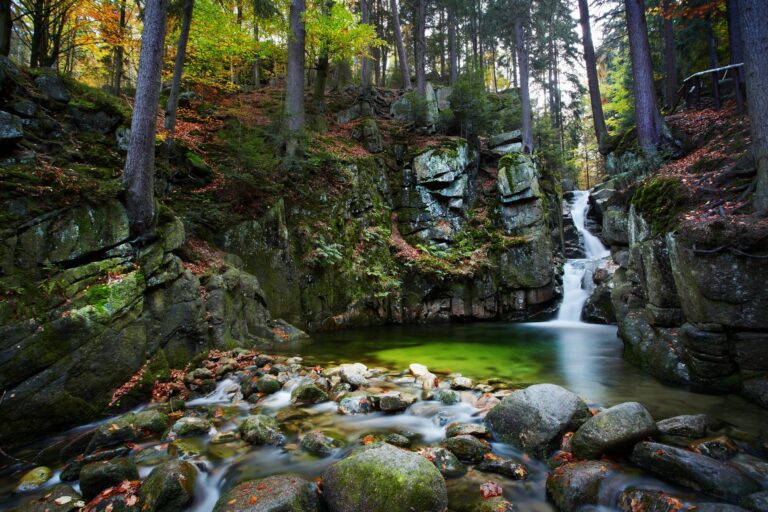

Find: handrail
[683,63,743,83]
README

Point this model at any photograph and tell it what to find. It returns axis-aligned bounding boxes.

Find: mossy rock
[79,458,139,500]
[15,466,53,492]
[631,177,685,236]
[139,460,197,512]
[238,415,285,446]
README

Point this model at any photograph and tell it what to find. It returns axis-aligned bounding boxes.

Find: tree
[625,0,663,153]
[1,0,12,57]
[18,0,78,67]
[113,0,127,96]
[360,0,372,87]
[123,0,169,235]
[390,0,410,88]
[284,0,306,158]
[414,0,426,97]
[447,4,457,84]
[514,0,533,153]
[165,0,195,134]
[577,0,608,148]
[738,0,768,210]
[661,0,677,110]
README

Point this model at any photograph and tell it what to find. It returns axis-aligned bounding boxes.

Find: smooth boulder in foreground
[485,383,591,457]
[322,442,447,512]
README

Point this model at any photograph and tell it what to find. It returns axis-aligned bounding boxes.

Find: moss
[64,78,132,120]
[631,177,685,236]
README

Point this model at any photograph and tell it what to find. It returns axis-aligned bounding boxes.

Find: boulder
[545,461,614,511]
[742,491,768,512]
[213,474,320,512]
[11,484,82,512]
[168,416,211,437]
[87,410,169,452]
[69,108,120,134]
[238,415,285,446]
[656,414,720,438]
[384,433,411,448]
[0,110,23,146]
[617,488,688,512]
[378,392,417,412]
[300,431,337,457]
[742,378,768,409]
[322,443,448,512]
[630,442,761,503]
[485,384,591,457]
[351,118,382,154]
[432,389,461,405]
[256,375,281,395]
[338,394,375,415]
[489,130,522,148]
[139,460,197,512]
[445,423,488,439]
[419,446,465,477]
[450,376,473,390]
[15,466,52,492]
[602,207,629,245]
[571,402,657,459]
[290,381,328,405]
[34,74,71,103]
[338,363,369,387]
[496,153,540,205]
[79,458,139,500]
[477,454,528,480]
[442,435,491,463]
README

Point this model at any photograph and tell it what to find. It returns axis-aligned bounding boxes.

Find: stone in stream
[630,441,761,503]
[690,435,738,461]
[336,363,370,388]
[168,416,211,438]
[656,414,721,438]
[477,454,529,480]
[238,415,286,446]
[442,435,491,463]
[139,460,197,512]
[378,392,417,412]
[445,422,489,439]
[12,484,82,512]
[323,443,447,512]
[742,491,768,512]
[419,447,466,477]
[86,410,170,453]
[484,384,591,457]
[14,466,52,492]
[545,460,614,511]
[450,376,473,390]
[617,488,688,512]
[290,381,329,405]
[571,402,657,459]
[432,389,461,405]
[60,447,131,482]
[409,363,438,390]
[256,374,281,395]
[213,474,321,512]
[300,431,337,457]
[473,497,517,512]
[79,458,139,500]
[338,394,375,415]
[167,438,205,458]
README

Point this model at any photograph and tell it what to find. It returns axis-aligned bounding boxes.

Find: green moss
[64,78,132,120]
[631,177,685,236]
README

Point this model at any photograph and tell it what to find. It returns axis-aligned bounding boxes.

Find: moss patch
[632,177,685,236]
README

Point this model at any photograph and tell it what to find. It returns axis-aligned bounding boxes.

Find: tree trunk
[253,21,261,88]
[661,0,677,110]
[448,6,457,85]
[29,0,44,67]
[439,8,445,80]
[415,0,426,96]
[738,0,768,210]
[625,0,663,153]
[360,0,372,88]
[165,0,194,134]
[285,0,306,158]
[0,0,12,57]
[726,0,743,64]
[123,0,169,236]
[113,0,127,96]
[578,0,608,148]
[390,0,411,89]
[707,20,721,109]
[313,1,333,114]
[515,19,533,153]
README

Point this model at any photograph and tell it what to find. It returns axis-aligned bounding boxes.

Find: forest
[1,0,768,511]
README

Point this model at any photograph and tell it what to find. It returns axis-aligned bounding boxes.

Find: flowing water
[2,191,768,511]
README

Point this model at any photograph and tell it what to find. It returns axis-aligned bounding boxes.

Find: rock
[238,415,285,446]
[473,497,517,512]
[617,488,687,512]
[435,86,452,111]
[630,442,761,503]
[79,458,139,500]
[9,98,37,117]
[489,130,522,148]
[69,107,120,134]
[378,392,417,412]
[322,443,448,512]
[0,111,24,146]
[419,446,465,477]
[300,431,337,457]
[338,394,375,415]
[442,435,491,463]
[432,389,461,405]
[602,207,629,245]
[351,118,382,153]
[571,402,657,459]
[545,461,613,511]
[169,416,211,437]
[496,153,541,205]
[60,447,131,482]
[584,282,616,324]
[15,466,53,492]
[34,74,71,103]
[446,423,488,439]
[384,433,411,448]
[290,381,328,405]
[213,474,320,512]
[491,142,523,156]
[115,126,130,151]
[255,375,281,395]
[167,438,205,458]
[409,363,438,389]
[339,363,369,387]
[87,410,168,453]
[477,454,529,479]
[139,460,197,512]
[742,379,768,409]
[742,491,768,512]
[450,376,473,390]
[656,414,719,438]
[485,384,591,457]
[690,435,738,461]
[11,484,82,512]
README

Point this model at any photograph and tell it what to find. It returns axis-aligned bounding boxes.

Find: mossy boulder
[256,375,281,395]
[79,458,139,500]
[11,484,82,512]
[290,381,328,405]
[442,435,491,463]
[168,416,211,438]
[300,430,337,457]
[322,443,448,512]
[419,446,466,478]
[571,402,657,459]
[87,411,169,453]
[15,466,53,492]
[238,415,285,446]
[139,460,197,512]
[213,474,321,512]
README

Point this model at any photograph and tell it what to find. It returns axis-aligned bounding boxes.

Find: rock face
[322,443,448,512]
[484,384,591,457]
[571,402,657,459]
[213,474,321,512]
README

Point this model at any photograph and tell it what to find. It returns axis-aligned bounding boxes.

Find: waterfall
[555,191,609,323]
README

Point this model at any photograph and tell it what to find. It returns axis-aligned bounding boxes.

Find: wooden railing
[680,62,744,112]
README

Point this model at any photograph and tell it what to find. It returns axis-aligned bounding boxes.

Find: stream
[1,191,767,511]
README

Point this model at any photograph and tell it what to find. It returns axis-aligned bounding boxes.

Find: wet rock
[300,431,337,457]
[238,415,286,446]
[617,488,688,512]
[545,460,613,511]
[210,431,239,444]
[12,484,82,512]
[379,392,417,412]
[477,454,529,480]
[168,416,211,438]
[409,363,438,390]
[167,438,205,458]
[450,376,473,390]
[474,497,517,512]
[139,460,197,512]
[742,491,768,512]
[485,384,591,457]
[419,447,466,477]
[86,411,169,453]
[338,394,375,415]
[656,414,720,438]
[60,447,131,482]
[630,441,761,503]
[322,443,448,512]
[602,207,629,245]
[443,435,491,463]
[290,381,328,405]
[432,389,461,405]
[338,363,369,387]
[571,402,657,459]
[15,467,52,492]
[742,379,768,409]
[79,458,139,500]
[34,74,71,103]
[489,130,522,148]
[691,435,738,461]
[384,433,411,448]
[213,474,321,512]
[445,423,488,439]
[0,111,24,146]
[255,375,281,395]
